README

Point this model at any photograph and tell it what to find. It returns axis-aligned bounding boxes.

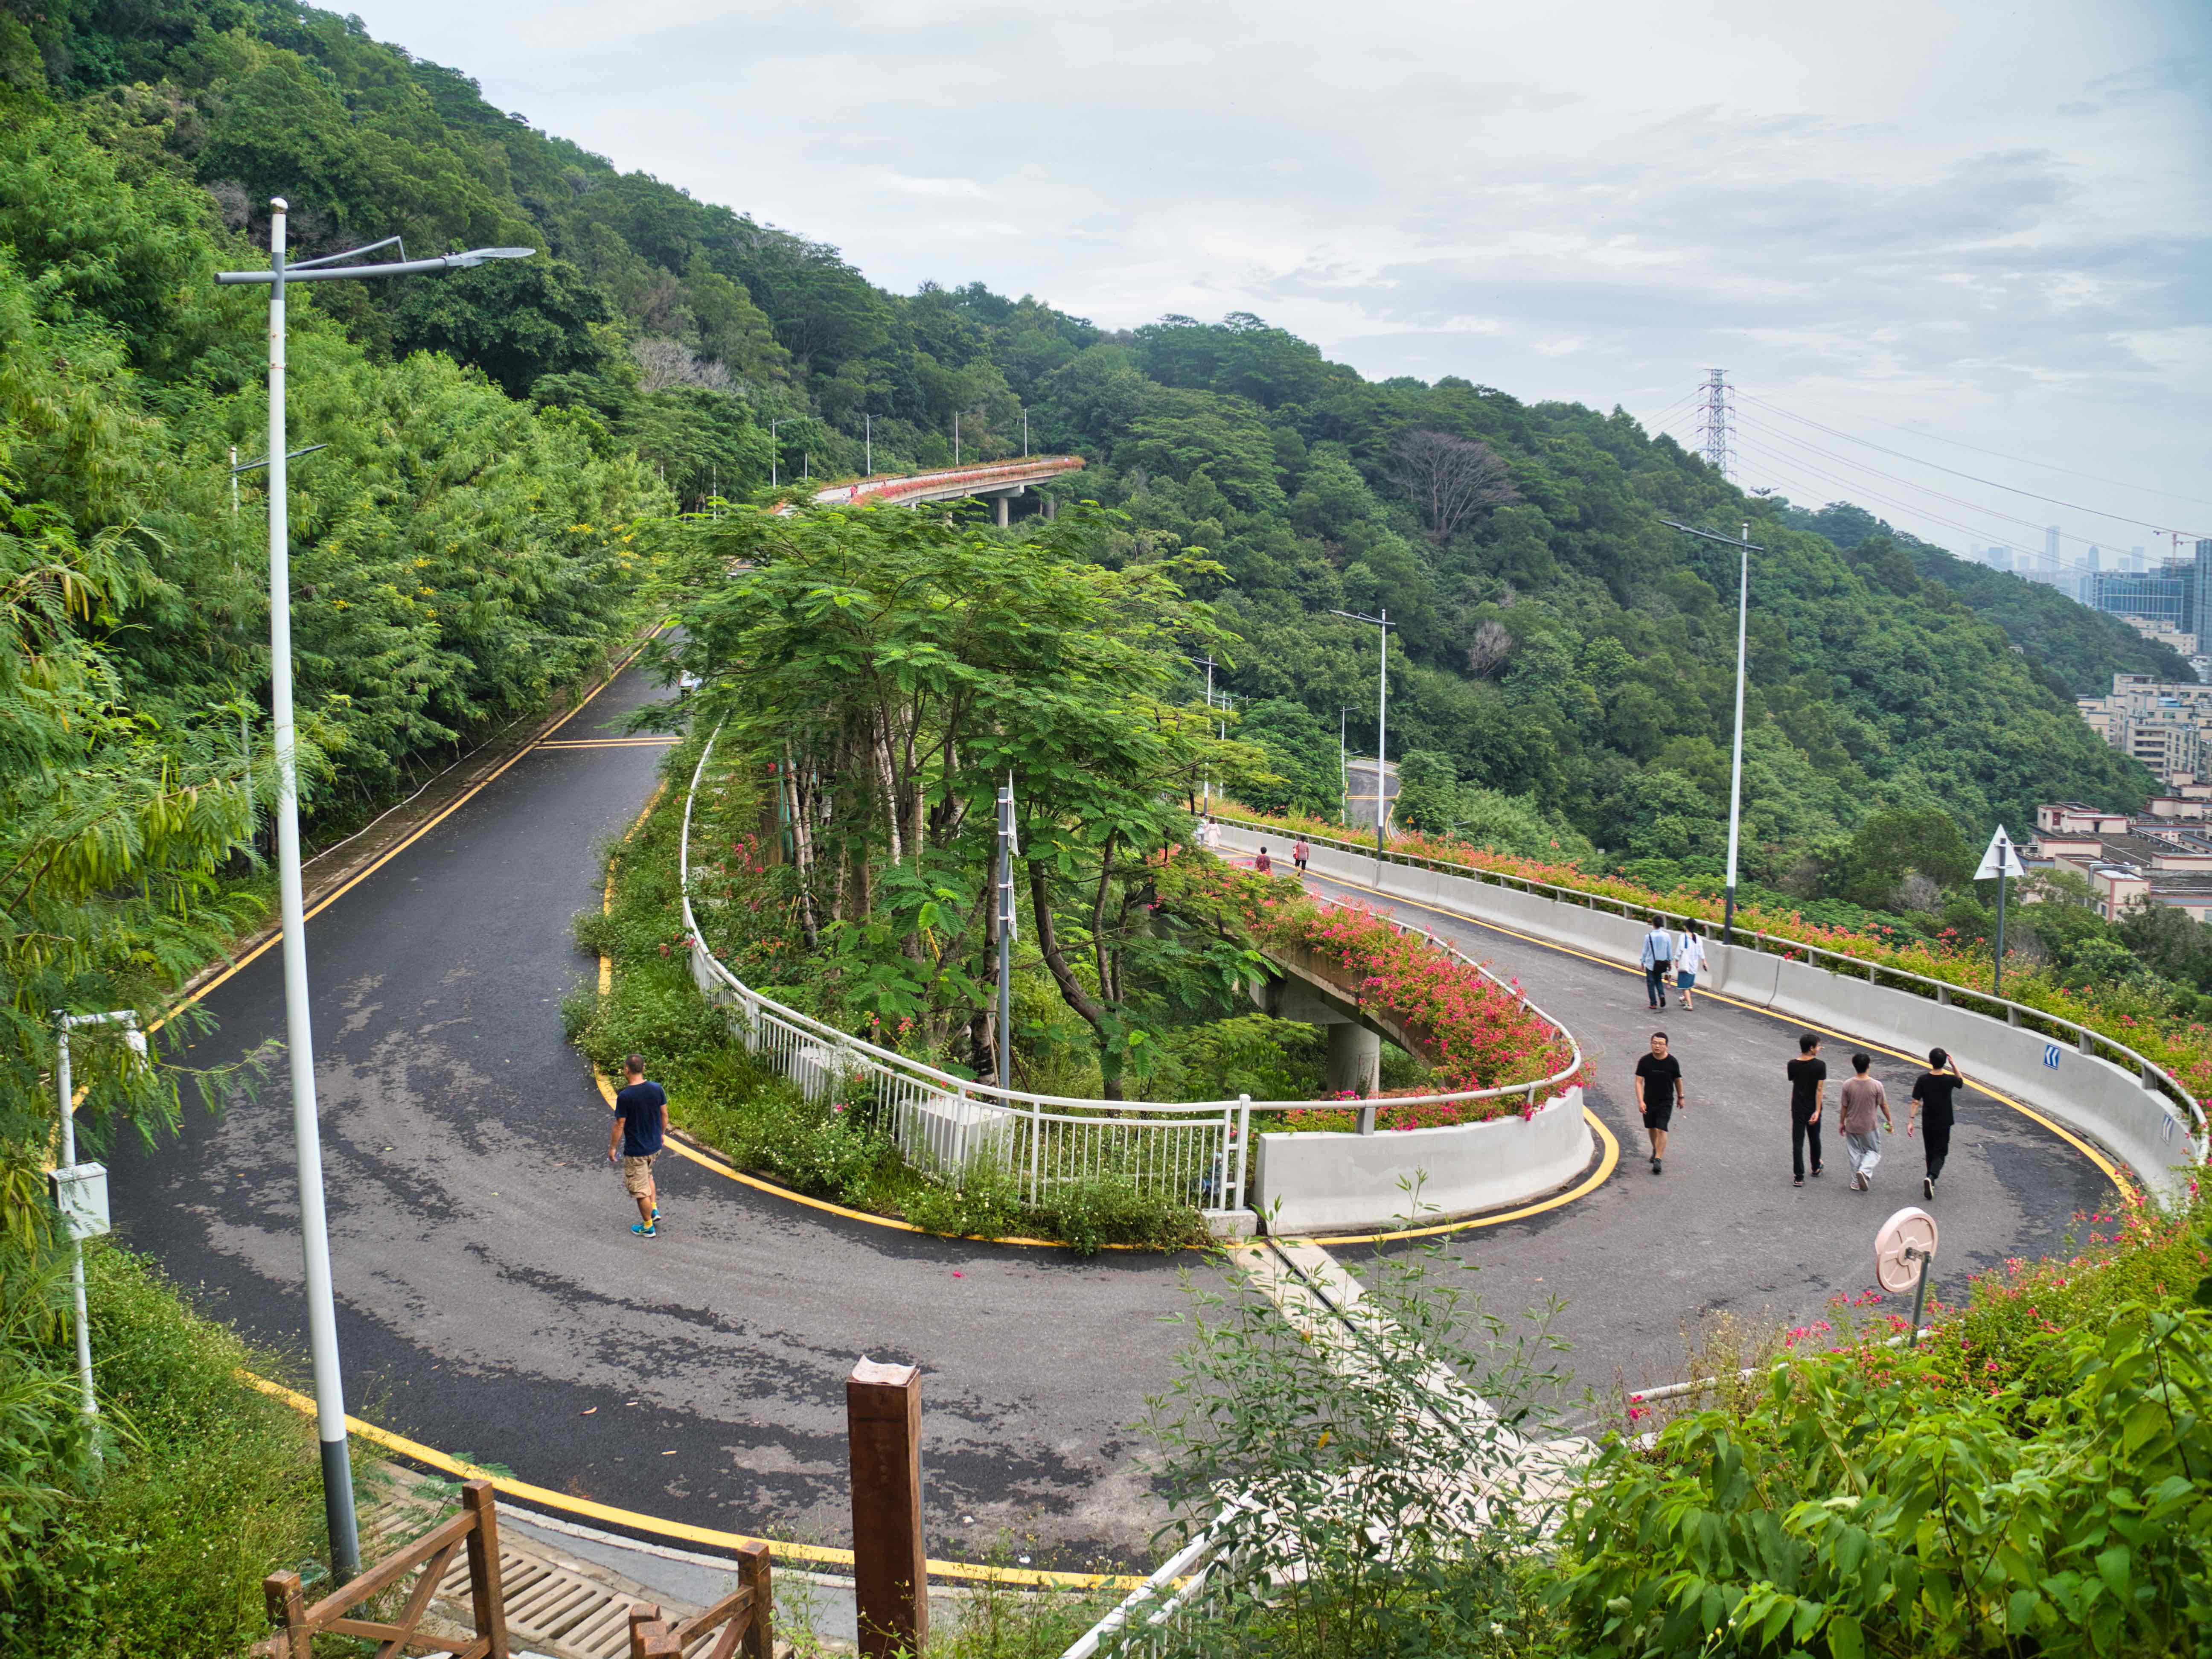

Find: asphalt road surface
[1295,864,2116,1414]
[105,657,2119,1563]
[107,660,1202,1569]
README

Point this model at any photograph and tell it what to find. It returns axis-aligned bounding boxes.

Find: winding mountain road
[104,468,2116,1565]
[109,654,1196,1571]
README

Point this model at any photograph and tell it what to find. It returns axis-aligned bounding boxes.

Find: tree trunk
[1028,859,1123,1100]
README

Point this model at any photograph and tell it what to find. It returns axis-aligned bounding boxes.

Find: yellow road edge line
[150,634,658,1037]
[1295,1108,1619,1247]
[1309,866,2128,1196]
[235,1371,1146,1590]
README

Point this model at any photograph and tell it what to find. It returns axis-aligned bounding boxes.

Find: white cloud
[350,0,2212,553]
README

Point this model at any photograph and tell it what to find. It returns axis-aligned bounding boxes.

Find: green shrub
[1140,1234,1571,1657]
[898,1158,1027,1242]
[1033,1174,1207,1257]
[3,1245,333,1657]
[1555,1304,2212,1659]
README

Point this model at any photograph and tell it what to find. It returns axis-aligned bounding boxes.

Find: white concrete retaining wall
[1217,823,2199,1199]
[1253,1086,1592,1234]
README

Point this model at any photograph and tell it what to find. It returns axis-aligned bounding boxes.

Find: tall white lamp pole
[1662,518,1761,945]
[1331,609,1393,858]
[218,205,532,1582]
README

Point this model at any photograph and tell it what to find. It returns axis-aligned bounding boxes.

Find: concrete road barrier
[1214,822,2198,1201]
[1252,1088,1592,1235]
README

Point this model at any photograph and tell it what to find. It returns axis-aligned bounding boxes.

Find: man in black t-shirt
[1908,1046,1966,1200]
[1633,1031,1684,1176]
[607,1053,668,1237]
[1786,1032,1827,1186]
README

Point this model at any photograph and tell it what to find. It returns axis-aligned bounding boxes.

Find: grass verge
[3,1242,370,1656]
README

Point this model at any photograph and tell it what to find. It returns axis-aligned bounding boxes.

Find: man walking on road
[1293,838,1311,873]
[608,1054,667,1237]
[1838,1051,1892,1191]
[1908,1047,1966,1200]
[1633,1031,1683,1176]
[1639,918,1674,1010]
[1787,1032,1826,1186]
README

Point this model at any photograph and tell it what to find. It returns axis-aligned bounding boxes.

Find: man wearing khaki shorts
[607,1054,667,1237]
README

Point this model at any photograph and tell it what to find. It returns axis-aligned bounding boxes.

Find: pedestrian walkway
[1292,864,2113,1402]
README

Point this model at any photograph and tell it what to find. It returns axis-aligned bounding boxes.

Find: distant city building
[2076,671,2212,786]
[2130,545,2148,573]
[1988,544,2014,571]
[2045,524,2062,568]
[2083,541,2212,672]
[2028,799,2212,921]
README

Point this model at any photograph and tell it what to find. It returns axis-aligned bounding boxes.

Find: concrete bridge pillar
[995,495,1009,528]
[1326,1022,1381,1097]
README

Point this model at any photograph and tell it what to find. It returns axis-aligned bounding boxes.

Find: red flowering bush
[1167,856,1580,1127]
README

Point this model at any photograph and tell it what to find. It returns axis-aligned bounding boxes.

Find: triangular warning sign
[1975,825,2026,881]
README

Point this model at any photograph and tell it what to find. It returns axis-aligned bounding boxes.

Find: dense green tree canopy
[0,0,2165,884]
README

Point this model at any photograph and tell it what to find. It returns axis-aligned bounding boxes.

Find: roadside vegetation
[1097,1183,2212,1659]
[568,745,1207,1254]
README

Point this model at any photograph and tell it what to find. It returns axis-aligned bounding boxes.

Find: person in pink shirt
[1254,846,1274,874]
[1293,838,1311,872]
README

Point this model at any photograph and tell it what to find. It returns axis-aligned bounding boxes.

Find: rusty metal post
[461,1478,509,1657]
[847,1358,926,1658]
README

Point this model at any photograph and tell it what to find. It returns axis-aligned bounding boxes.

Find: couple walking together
[1633,1027,1965,1198]
[1639,918,1708,1010]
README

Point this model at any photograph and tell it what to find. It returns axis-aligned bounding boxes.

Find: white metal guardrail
[1222,815,2210,1157]
[1058,1525,1227,1659]
[673,736,1583,1215]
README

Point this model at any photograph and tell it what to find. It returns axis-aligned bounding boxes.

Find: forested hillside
[1,0,2160,894]
[1787,500,2193,698]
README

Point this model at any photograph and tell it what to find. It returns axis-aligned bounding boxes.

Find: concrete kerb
[1217,821,2194,1202]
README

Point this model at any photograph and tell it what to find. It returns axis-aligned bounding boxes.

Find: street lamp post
[50,1010,146,1451]
[1331,609,1393,859]
[1662,519,1762,946]
[1339,707,1352,827]
[995,780,1018,1089]
[1187,655,1218,810]
[217,205,531,1583]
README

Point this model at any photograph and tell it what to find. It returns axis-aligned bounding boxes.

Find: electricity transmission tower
[1698,367,1734,481]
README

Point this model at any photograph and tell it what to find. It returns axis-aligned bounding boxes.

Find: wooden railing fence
[259,1477,507,1659]
[627,1541,774,1659]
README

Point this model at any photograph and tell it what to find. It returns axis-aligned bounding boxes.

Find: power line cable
[1729,432,2119,576]
[1737,390,2208,538]
[1734,411,2122,553]
[1742,394,2212,512]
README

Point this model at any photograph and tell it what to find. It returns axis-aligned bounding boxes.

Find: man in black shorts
[1908,1046,1966,1200]
[1633,1030,1683,1176]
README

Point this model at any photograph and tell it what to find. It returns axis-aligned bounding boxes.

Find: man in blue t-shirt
[606,1053,667,1237]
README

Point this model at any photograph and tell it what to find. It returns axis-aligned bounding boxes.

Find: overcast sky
[352,0,2210,565]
